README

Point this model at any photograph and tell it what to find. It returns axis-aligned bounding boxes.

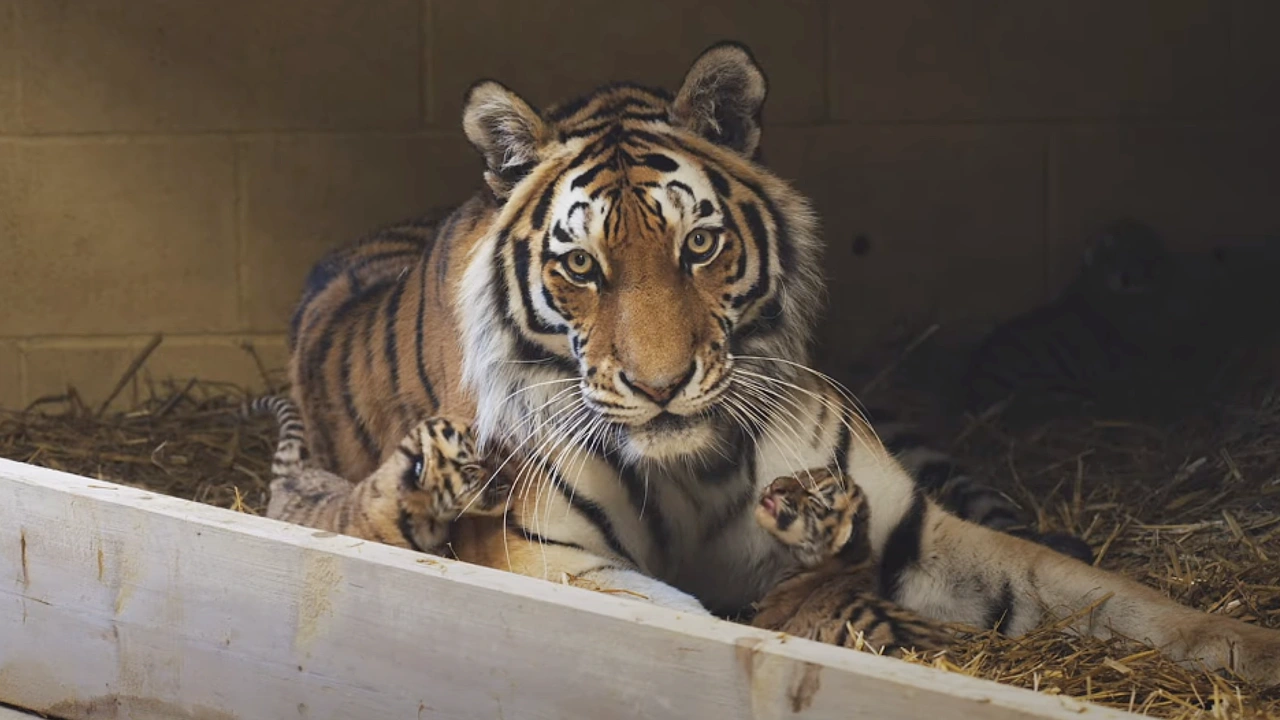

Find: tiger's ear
[463,80,547,199]
[670,42,768,158]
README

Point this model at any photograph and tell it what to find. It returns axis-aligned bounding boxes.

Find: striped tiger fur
[279,42,1280,682]
[245,395,511,552]
[751,468,953,656]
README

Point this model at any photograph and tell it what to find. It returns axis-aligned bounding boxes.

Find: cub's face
[755,470,863,568]
[459,43,822,465]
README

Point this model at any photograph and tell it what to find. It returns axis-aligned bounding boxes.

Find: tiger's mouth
[644,411,696,433]
[615,408,722,463]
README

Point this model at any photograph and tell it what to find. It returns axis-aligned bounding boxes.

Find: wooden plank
[0,706,46,719]
[0,458,1137,720]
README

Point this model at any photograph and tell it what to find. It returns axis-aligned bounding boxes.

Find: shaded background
[1,0,1278,409]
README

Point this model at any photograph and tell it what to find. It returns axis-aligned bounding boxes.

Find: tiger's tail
[244,394,308,478]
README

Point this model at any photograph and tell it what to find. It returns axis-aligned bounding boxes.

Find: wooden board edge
[0,457,1139,720]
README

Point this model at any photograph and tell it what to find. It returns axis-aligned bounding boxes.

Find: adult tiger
[286,43,1280,682]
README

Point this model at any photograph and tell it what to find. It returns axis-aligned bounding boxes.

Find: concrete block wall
[1,0,1276,409]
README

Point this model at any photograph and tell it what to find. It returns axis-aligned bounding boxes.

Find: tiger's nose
[620,365,695,405]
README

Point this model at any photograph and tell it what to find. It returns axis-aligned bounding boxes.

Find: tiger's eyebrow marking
[665,180,697,216]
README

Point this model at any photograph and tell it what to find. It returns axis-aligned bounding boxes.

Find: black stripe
[914,460,958,491]
[551,222,574,246]
[883,433,930,456]
[531,181,557,230]
[705,167,731,197]
[639,153,678,172]
[721,200,749,283]
[507,519,587,551]
[412,263,440,410]
[383,278,406,397]
[338,325,381,465]
[665,180,695,201]
[735,299,784,341]
[348,248,421,274]
[290,250,348,347]
[614,462,672,566]
[581,95,663,123]
[553,476,638,568]
[878,490,926,601]
[732,202,771,310]
[512,237,566,336]
[571,158,613,189]
[831,611,852,647]
[396,509,427,553]
[984,580,1017,635]
[832,403,854,475]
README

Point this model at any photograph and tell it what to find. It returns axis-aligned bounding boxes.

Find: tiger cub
[246,395,512,553]
[960,218,1204,423]
[750,468,954,657]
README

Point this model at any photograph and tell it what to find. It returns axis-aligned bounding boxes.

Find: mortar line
[233,139,246,331]
[420,0,432,127]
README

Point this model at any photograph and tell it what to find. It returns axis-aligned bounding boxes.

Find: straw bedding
[1,343,1277,718]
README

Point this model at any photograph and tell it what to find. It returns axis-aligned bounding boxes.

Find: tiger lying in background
[276,42,1280,683]
[246,395,510,552]
[751,468,953,657]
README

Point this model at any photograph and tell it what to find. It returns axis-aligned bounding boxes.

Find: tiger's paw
[1183,616,1280,687]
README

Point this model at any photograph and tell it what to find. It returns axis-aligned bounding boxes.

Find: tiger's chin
[619,412,721,465]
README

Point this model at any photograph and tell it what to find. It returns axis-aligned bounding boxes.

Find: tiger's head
[458,42,823,466]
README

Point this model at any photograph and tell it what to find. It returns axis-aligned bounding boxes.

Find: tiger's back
[287,204,493,480]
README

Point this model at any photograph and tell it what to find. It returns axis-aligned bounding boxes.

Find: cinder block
[17,0,420,133]
[23,337,290,410]
[768,126,1048,360]
[1050,125,1280,291]
[830,0,1229,122]
[0,341,20,410]
[430,0,825,126]
[1232,0,1280,115]
[142,337,290,395]
[0,1,17,132]
[238,134,481,332]
[22,344,136,408]
[0,139,238,336]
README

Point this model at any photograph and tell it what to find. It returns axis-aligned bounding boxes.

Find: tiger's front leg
[447,518,712,616]
[845,444,1280,685]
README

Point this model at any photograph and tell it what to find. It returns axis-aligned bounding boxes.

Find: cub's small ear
[462,80,547,199]
[670,41,768,158]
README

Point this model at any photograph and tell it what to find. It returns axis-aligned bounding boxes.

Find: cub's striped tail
[869,409,1095,565]
[244,394,308,478]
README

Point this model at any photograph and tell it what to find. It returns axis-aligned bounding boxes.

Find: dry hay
[2,362,1279,718]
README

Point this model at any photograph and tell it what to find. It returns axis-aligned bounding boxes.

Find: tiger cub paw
[406,417,511,520]
[755,467,865,568]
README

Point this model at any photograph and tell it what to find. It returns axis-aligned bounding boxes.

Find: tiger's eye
[687,231,713,253]
[683,230,720,263]
[563,250,596,281]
